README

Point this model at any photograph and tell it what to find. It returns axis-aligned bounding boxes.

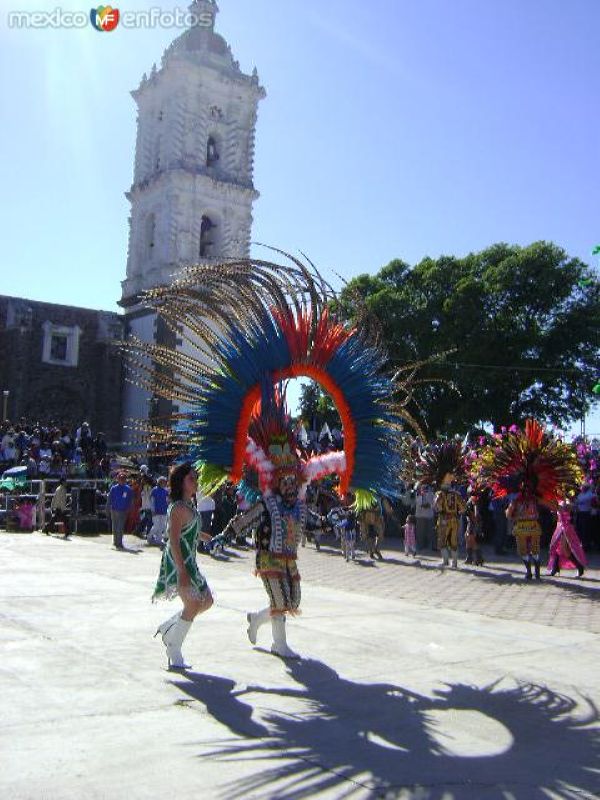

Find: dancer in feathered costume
[547,501,586,577]
[472,420,583,580]
[415,441,467,568]
[123,253,419,661]
[220,384,340,657]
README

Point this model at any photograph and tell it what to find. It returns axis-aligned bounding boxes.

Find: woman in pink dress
[547,502,586,577]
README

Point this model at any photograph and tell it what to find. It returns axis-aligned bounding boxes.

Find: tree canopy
[298,381,341,430]
[338,241,600,435]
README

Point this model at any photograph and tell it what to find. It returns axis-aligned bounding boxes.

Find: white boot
[451,550,458,569]
[271,615,299,659]
[162,614,192,669]
[154,611,180,640]
[247,607,271,645]
[441,547,450,566]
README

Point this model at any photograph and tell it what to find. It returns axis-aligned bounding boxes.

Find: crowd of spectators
[1,418,113,480]
[3,416,599,557]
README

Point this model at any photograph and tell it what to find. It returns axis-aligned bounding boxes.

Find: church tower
[120,0,265,430]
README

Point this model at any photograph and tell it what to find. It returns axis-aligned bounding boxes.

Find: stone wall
[0,296,125,445]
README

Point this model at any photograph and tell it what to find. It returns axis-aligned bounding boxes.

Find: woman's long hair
[169,461,193,502]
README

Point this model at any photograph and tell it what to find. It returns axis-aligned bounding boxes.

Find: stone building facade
[0,295,124,444]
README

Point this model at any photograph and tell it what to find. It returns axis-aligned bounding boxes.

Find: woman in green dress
[153,462,213,668]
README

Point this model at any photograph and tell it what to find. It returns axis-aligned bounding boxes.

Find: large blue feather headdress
[122,252,426,510]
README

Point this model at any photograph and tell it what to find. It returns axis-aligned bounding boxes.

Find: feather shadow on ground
[172,660,600,800]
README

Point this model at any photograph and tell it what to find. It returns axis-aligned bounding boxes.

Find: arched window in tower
[145,213,156,259]
[206,135,219,168]
[199,215,216,258]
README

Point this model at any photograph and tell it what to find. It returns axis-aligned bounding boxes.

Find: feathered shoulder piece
[121,251,427,510]
[471,419,583,505]
[415,440,466,489]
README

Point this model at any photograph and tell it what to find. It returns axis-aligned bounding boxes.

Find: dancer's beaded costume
[224,486,307,613]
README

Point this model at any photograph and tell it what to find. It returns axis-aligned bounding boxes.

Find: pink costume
[547,508,587,573]
[403,522,416,555]
[16,502,36,530]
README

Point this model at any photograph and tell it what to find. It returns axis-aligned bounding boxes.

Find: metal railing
[0,478,111,533]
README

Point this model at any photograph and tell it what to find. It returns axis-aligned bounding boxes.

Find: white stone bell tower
[120,0,266,431]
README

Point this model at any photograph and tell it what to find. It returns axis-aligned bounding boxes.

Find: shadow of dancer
[181,659,600,800]
[170,672,269,739]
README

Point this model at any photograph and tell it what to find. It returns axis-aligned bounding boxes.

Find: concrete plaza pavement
[1,531,599,800]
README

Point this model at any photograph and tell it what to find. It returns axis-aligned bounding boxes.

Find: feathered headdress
[242,379,346,498]
[471,420,583,505]
[121,252,426,510]
[415,440,466,488]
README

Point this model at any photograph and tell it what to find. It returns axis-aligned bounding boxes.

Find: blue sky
[0,0,598,433]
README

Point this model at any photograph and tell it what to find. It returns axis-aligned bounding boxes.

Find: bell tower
[120,1,266,430]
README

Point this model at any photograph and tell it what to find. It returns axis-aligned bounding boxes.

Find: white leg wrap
[271,615,299,659]
[247,607,271,645]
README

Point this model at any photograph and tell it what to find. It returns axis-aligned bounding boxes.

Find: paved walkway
[1,531,599,800]
[215,535,600,635]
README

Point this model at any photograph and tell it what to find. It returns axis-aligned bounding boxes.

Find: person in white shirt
[45,478,70,537]
[139,477,154,538]
[196,488,216,534]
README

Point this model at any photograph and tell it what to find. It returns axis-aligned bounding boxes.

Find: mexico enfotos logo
[7,6,214,30]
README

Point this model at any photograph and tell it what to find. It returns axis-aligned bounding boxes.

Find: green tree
[316,392,341,429]
[298,380,341,430]
[339,242,600,435]
[298,381,321,428]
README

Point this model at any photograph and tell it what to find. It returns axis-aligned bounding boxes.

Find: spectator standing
[107,472,133,550]
[490,494,509,555]
[93,432,107,460]
[45,478,70,538]
[575,483,595,551]
[60,428,74,460]
[14,427,29,462]
[125,475,142,535]
[339,494,358,562]
[464,493,484,566]
[211,483,237,535]
[138,476,154,538]
[76,421,92,453]
[24,451,38,479]
[1,429,16,464]
[148,476,169,546]
[403,513,417,557]
[415,484,435,551]
[196,487,216,534]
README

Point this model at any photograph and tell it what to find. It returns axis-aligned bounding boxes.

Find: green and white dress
[152,501,210,602]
